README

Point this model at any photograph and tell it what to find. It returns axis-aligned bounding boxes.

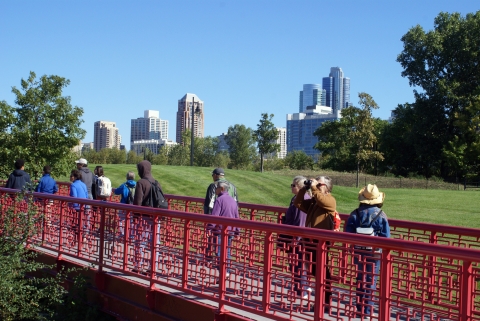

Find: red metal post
[218,226,228,312]
[261,231,272,314]
[181,219,191,289]
[460,260,473,321]
[378,249,392,321]
[313,240,327,321]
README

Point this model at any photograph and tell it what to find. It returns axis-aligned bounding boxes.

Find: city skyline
[1,2,478,144]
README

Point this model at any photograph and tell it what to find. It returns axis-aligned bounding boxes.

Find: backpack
[355,209,383,236]
[96,176,112,198]
[148,180,168,209]
[355,209,383,250]
[126,186,135,204]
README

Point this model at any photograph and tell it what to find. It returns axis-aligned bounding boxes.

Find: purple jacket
[209,191,240,234]
[283,194,310,227]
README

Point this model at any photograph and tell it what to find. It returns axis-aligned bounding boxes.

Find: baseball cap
[212,168,225,175]
[75,158,88,165]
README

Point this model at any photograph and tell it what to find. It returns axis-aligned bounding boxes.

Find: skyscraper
[286,106,340,158]
[93,121,121,151]
[276,127,287,159]
[322,67,350,113]
[299,84,326,113]
[176,93,204,143]
[130,110,168,150]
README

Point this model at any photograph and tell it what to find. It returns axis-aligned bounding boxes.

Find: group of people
[284,175,391,318]
[5,158,388,317]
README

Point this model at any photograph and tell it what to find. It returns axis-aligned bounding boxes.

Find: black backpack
[147,180,168,209]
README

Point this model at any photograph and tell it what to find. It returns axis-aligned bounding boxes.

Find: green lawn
[59,165,480,229]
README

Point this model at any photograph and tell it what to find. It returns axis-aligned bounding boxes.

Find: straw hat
[358,184,385,205]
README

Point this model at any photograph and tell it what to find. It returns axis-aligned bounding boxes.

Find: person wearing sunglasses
[293,175,337,313]
[279,176,312,299]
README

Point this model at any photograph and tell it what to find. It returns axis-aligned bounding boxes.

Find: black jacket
[5,169,31,190]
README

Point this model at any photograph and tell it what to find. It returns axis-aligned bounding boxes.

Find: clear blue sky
[1,1,479,144]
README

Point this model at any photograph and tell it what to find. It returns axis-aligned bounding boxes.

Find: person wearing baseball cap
[203,168,238,214]
[75,158,95,199]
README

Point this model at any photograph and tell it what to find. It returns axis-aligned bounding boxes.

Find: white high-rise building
[130,110,168,150]
[94,121,121,151]
[276,127,287,159]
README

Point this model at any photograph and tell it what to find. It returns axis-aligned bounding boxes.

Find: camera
[304,179,312,189]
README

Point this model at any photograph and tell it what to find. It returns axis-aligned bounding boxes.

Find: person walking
[35,165,58,194]
[5,159,31,190]
[132,160,163,273]
[207,180,240,278]
[344,184,390,320]
[114,171,136,236]
[204,168,238,214]
[75,158,95,200]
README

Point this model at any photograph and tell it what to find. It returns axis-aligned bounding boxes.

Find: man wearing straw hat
[344,184,391,320]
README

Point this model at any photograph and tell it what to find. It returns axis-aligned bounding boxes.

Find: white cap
[75,158,88,165]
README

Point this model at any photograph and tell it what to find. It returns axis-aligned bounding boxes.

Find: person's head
[95,166,104,176]
[315,175,333,193]
[215,180,230,196]
[126,171,135,181]
[14,159,25,170]
[137,160,152,179]
[75,158,88,169]
[211,168,225,182]
[358,184,385,207]
[43,165,51,175]
[70,169,82,182]
[290,175,307,195]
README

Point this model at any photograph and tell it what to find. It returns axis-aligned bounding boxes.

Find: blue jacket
[69,179,88,210]
[114,180,136,204]
[344,204,391,238]
[5,169,31,190]
[35,173,58,194]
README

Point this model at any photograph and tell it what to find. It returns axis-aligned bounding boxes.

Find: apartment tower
[176,93,204,143]
[93,121,121,151]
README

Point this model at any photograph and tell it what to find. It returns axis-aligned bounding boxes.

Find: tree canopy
[253,113,280,172]
[0,72,85,179]
[394,10,480,178]
[225,124,257,170]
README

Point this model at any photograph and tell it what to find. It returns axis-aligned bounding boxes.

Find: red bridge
[1,183,479,321]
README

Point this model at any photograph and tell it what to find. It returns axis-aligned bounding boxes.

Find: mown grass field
[58,164,480,229]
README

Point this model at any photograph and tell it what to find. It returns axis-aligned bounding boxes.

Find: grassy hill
[56,165,480,229]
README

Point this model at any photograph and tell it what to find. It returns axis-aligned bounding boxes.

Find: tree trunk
[260,153,264,173]
[356,160,360,188]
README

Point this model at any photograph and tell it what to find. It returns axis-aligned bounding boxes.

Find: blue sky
[1,1,479,144]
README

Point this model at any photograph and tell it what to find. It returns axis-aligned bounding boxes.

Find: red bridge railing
[0,187,479,321]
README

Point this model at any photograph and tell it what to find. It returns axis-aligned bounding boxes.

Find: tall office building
[130,110,168,150]
[286,106,340,158]
[299,84,326,113]
[93,121,121,151]
[176,93,204,143]
[276,127,287,159]
[322,67,350,113]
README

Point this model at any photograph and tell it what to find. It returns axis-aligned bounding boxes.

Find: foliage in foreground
[0,191,111,321]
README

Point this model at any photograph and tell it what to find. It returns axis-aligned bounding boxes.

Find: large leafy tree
[194,136,220,167]
[0,72,85,178]
[253,113,280,172]
[314,93,384,183]
[225,124,257,169]
[396,11,480,178]
[284,150,314,170]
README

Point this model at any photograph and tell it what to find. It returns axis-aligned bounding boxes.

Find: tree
[253,113,280,172]
[396,11,480,178]
[225,124,257,169]
[284,150,314,170]
[194,136,220,167]
[0,72,86,178]
[314,93,384,186]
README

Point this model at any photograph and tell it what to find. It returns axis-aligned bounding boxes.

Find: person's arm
[133,180,145,206]
[205,184,216,214]
[293,187,311,213]
[53,181,58,194]
[344,212,357,233]
[310,185,336,212]
[114,184,124,195]
[378,216,391,238]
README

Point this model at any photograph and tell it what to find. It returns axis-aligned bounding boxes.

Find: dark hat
[212,168,225,175]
